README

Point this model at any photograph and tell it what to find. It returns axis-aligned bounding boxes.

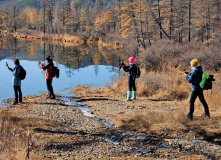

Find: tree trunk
[139,0,146,49]
[13,6,17,32]
[170,0,173,36]
[145,13,151,46]
[206,7,210,43]
[129,0,141,47]
[43,0,46,34]
[157,0,162,39]
[118,0,121,31]
[188,0,191,43]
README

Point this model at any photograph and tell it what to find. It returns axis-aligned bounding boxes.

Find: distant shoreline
[2,29,124,50]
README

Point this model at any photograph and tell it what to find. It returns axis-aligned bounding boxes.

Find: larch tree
[53,1,61,34]
[70,0,81,32]
[115,0,122,32]
[120,0,143,48]
[92,0,103,27]
[173,0,187,43]
[6,5,20,32]
[23,7,38,30]
[0,8,6,30]
[79,9,86,32]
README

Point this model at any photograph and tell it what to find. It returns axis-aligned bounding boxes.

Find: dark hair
[46,56,52,62]
[14,59,20,65]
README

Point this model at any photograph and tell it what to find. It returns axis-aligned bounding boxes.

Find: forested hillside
[0,0,220,48]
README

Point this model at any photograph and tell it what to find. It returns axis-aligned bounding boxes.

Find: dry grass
[73,67,221,138]
[0,110,33,160]
[74,67,190,100]
[117,108,186,134]
[0,107,57,160]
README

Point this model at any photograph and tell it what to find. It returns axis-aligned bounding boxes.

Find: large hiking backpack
[19,66,26,80]
[200,72,215,90]
[52,66,60,78]
[135,65,141,78]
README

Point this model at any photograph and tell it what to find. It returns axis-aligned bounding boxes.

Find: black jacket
[123,63,137,77]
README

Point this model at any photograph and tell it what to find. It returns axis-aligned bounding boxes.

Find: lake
[0,38,122,105]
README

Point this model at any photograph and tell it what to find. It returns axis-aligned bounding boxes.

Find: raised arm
[8,67,14,72]
[39,63,49,70]
[123,65,133,72]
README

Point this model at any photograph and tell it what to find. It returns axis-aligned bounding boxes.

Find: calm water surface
[0,38,121,104]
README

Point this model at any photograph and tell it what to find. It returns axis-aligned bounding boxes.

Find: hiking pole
[119,59,123,78]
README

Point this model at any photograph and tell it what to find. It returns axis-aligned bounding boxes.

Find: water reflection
[0,37,122,102]
[0,37,121,69]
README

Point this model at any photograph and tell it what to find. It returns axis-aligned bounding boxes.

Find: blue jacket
[185,66,203,90]
[8,65,21,86]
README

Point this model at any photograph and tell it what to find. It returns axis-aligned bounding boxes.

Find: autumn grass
[73,66,221,138]
[74,67,190,99]
[0,109,39,159]
[120,72,220,136]
[0,105,57,160]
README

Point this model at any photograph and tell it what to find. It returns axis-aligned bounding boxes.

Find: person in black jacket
[38,56,55,99]
[122,57,137,101]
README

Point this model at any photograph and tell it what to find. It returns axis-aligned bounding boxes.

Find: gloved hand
[121,61,125,68]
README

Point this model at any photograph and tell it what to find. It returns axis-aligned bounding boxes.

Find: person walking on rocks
[38,56,55,99]
[6,59,23,105]
[185,59,210,120]
[121,57,138,101]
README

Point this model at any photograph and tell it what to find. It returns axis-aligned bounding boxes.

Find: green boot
[132,91,137,100]
[124,91,132,101]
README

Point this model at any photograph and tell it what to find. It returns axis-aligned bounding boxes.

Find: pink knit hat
[128,57,135,63]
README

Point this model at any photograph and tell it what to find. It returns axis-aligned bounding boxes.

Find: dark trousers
[189,88,209,116]
[128,76,136,91]
[46,79,55,97]
[14,86,22,102]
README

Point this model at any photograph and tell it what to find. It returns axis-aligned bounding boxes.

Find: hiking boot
[132,91,137,100]
[187,113,193,120]
[124,91,132,101]
[50,96,55,100]
[201,113,210,118]
[13,101,18,105]
[46,93,52,99]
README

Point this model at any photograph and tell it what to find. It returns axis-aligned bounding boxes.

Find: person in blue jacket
[6,59,22,105]
[185,59,210,120]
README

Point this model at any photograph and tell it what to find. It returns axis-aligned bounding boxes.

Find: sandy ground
[1,93,220,159]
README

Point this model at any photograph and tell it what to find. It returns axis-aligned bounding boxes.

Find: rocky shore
[1,93,220,159]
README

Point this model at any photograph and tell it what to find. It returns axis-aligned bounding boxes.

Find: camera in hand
[119,61,125,70]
